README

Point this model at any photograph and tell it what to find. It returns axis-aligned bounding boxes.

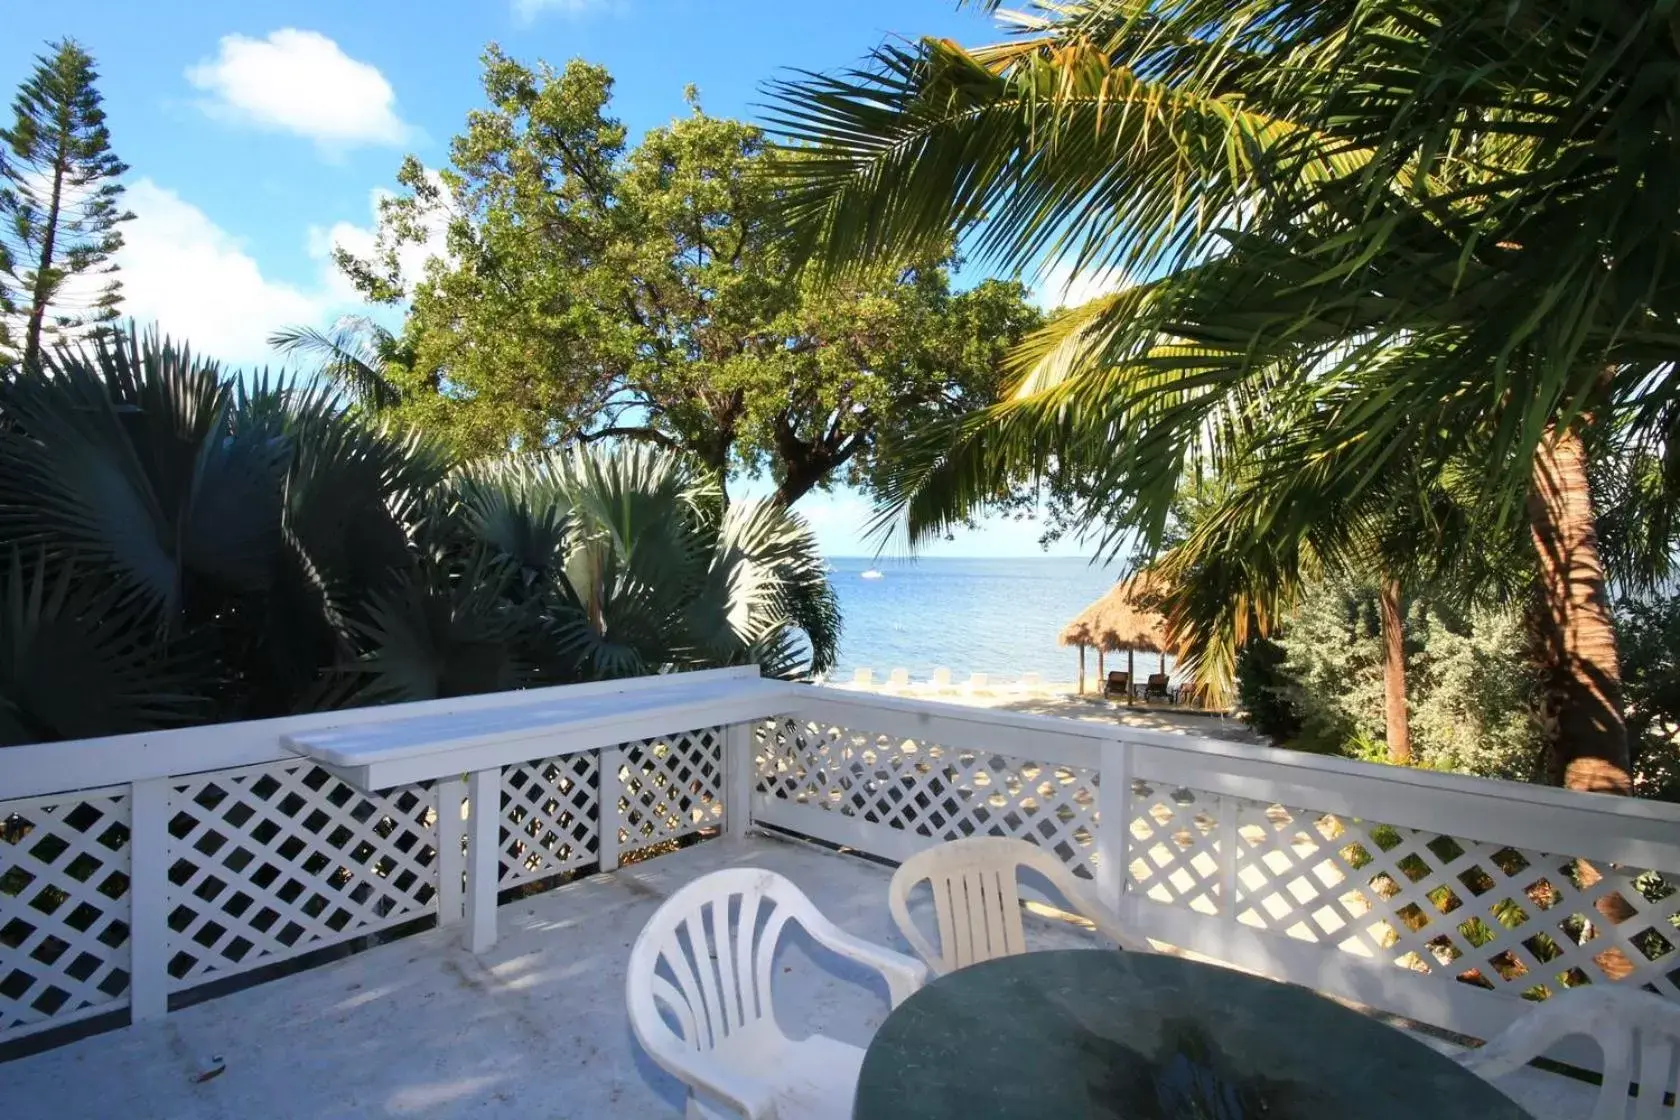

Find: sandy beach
[829,679,1264,743]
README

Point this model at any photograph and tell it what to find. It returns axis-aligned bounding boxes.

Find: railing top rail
[0,666,768,800]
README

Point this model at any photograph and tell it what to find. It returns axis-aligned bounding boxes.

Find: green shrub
[1234,637,1302,740]
[1241,579,1547,781]
[1617,595,1680,802]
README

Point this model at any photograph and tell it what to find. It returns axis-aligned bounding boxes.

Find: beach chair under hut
[1060,576,1175,703]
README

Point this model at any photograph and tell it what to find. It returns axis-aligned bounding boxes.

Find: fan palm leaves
[0,325,839,743]
[0,551,205,745]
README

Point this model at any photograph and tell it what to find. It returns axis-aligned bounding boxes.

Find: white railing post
[464,768,499,953]
[1096,739,1130,916]
[435,776,466,927]
[725,721,756,841]
[127,777,170,1022]
[598,748,624,872]
[1219,795,1240,933]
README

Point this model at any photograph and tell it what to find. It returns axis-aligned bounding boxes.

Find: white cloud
[514,0,614,21]
[186,30,412,148]
[117,179,330,367]
[307,171,452,303]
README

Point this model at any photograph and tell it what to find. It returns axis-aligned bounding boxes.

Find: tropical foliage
[1241,581,1545,781]
[315,50,1040,506]
[1241,580,1680,802]
[766,0,1680,792]
[0,327,838,746]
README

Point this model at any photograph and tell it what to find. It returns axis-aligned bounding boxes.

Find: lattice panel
[757,720,1102,879]
[1127,782,1224,916]
[165,763,438,989]
[1129,779,1680,1004]
[0,789,132,1036]
[500,752,599,886]
[618,728,724,853]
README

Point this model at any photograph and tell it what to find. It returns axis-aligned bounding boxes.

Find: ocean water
[826,556,1162,684]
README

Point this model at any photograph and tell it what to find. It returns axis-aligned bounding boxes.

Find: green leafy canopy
[322,48,1040,507]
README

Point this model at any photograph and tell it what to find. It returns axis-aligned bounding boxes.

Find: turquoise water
[827,556,1148,683]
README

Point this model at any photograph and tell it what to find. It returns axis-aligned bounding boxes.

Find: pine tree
[0,40,132,369]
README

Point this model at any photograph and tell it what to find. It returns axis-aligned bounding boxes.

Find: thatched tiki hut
[1061,576,1171,696]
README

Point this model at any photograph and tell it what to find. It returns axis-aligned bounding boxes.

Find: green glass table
[853,949,1532,1119]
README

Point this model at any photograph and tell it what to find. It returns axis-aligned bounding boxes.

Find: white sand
[828,680,1263,743]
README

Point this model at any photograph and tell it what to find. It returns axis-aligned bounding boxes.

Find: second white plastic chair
[626,867,926,1119]
[888,835,1144,976]
[1459,984,1680,1120]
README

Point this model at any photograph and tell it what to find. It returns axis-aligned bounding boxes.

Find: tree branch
[575,425,679,449]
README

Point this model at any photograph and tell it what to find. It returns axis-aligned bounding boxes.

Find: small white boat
[860,569,884,580]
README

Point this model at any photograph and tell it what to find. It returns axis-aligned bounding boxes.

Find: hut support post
[1128,649,1136,707]
[1078,645,1086,695]
[1097,648,1105,691]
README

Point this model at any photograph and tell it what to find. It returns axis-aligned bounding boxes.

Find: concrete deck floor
[1,833,1592,1119]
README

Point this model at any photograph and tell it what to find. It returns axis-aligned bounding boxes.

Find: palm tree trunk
[1378,578,1411,764]
[1526,424,1631,794]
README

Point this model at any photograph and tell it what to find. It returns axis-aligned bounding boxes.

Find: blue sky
[2,0,1102,558]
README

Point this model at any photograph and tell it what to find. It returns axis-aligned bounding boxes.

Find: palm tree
[269,317,408,410]
[0,326,839,742]
[766,0,1680,793]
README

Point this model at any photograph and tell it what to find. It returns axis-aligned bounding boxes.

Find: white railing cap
[285,671,796,790]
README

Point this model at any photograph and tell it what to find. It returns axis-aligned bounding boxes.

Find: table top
[853,949,1531,1120]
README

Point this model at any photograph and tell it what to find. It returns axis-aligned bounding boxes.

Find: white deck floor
[1,833,1593,1119]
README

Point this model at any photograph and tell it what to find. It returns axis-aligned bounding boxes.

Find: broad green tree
[767,0,1680,793]
[325,48,1039,506]
[0,39,131,368]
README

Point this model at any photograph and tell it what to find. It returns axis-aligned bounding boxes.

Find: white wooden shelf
[282,668,796,790]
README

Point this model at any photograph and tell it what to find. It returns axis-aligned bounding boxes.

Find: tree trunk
[772,469,821,508]
[1378,578,1412,764]
[1527,424,1631,794]
[23,132,71,370]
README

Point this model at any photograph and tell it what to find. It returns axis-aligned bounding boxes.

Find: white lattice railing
[755,691,1680,1047]
[0,670,763,1043]
[8,670,1680,1058]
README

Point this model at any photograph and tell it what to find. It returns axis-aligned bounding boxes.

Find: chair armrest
[804,917,929,1008]
[1456,1010,1572,1081]
[632,1022,778,1119]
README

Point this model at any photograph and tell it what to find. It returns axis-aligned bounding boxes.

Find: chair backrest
[1146,673,1169,692]
[1461,985,1680,1120]
[888,836,1128,975]
[887,668,910,687]
[626,868,824,1058]
[931,667,952,688]
[852,667,873,685]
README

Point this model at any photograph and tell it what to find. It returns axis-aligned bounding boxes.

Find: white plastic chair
[1459,985,1680,1120]
[1018,672,1042,693]
[626,868,927,1119]
[964,672,990,695]
[931,667,953,691]
[885,668,910,691]
[850,667,873,687]
[888,836,1144,976]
